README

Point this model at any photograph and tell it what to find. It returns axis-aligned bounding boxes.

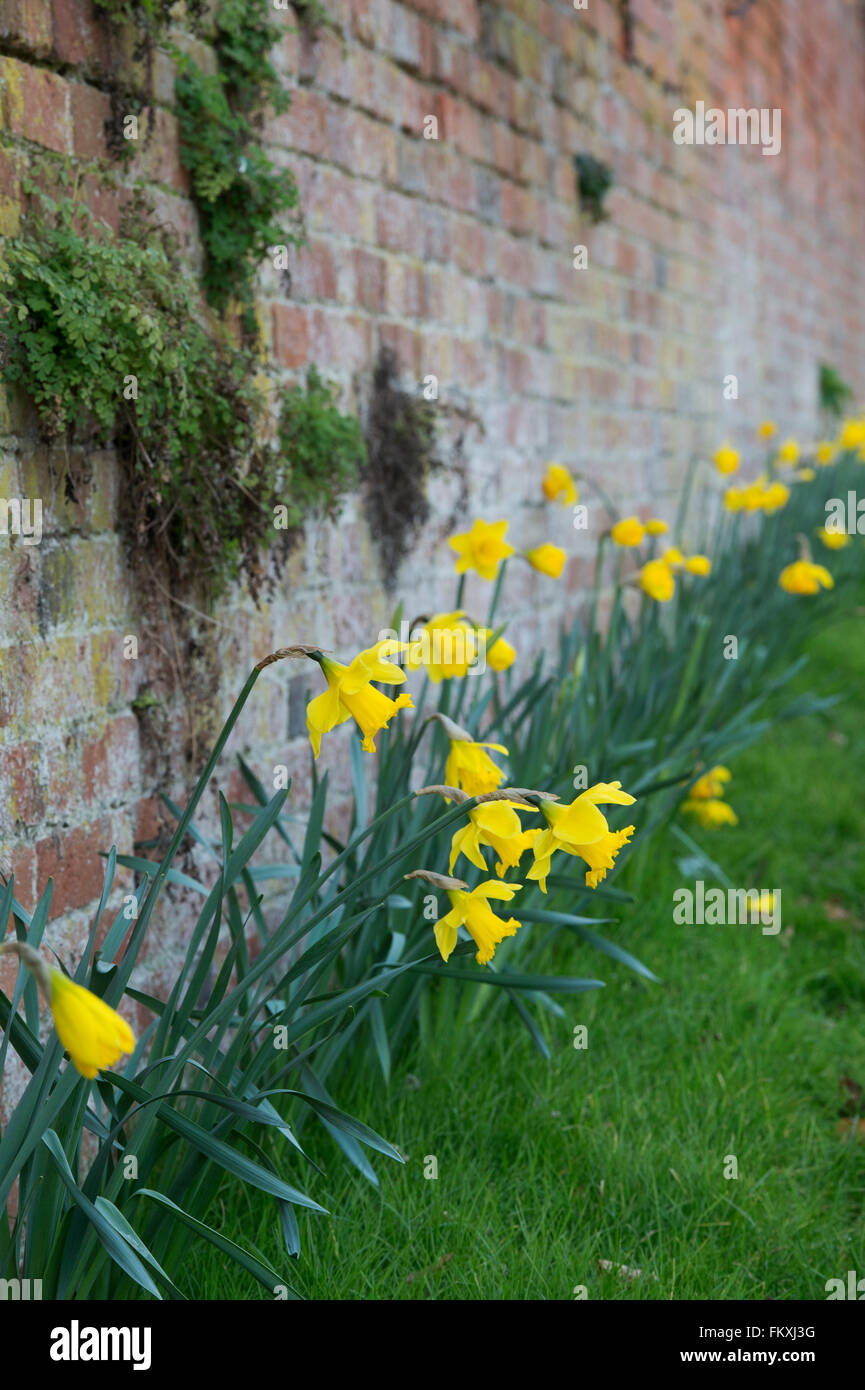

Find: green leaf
[134,1190,297,1298]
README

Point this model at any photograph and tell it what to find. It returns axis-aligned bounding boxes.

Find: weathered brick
[0,0,53,56]
[69,80,111,160]
[0,55,71,152]
[36,818,113,918]
[51,0,110,68]
[272,303,311,369]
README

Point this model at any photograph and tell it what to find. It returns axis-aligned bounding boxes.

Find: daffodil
[689,765,731,800]
[778,560,834,595]
[713,445,740,476]
[837,418,865,453]
[762,480,790,512]
[794,467,816,482]
[449,800,538,877]
[682,766,736,827]
[0,942,135,1079]
[639,558,675,601]
[542,463,578,505]
[815,442,835,466]
[527,783,636,892]
[611,517,645,547]
[684,554,711,575]
[757,420,777,440]
[662,546,685,569]
[481,629,517,672]
[441,719,508,796]
[306,640,413,757]
[816,526,849,550]
[407,612,478,681]
[646,518,668,535]
[449,519,515,580]
[777,438,799,465]
[682,797,738,828]
[723,487,744,512]
[725,478,789,514]
[525,543,566,578]
[435,881,524,965]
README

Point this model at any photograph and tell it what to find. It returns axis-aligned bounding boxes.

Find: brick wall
[1,0,864,1108]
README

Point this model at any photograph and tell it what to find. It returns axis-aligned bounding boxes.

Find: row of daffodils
[3,413,864,1080]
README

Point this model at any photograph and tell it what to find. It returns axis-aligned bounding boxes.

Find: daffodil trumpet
[405,870,524,965]
[0,940,135,1079]
[304,639,413,757]
[427,713,509,797]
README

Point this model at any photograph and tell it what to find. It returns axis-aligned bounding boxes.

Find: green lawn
[185,606,865,1300]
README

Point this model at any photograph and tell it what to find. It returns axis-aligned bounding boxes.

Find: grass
[183,602,865,1300]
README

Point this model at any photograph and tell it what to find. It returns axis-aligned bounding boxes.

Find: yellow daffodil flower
[639,558,675,601]
[662,546,685,569]
[611,517,645,547]
[646,518,668,535]
[444,735,509,796]
[682,797,738,828]
[757,420,777,440]
[449,800,538,877]
[816,526,849,551]
[49,971,136,1078]
[815,442,835,466]
[837,418,865,453]
[449,519,515,580]
[527,782,636,892]
[689,765,731,800]
[713,445,740,476]
[794,467,816,482]
[762,481,790,512]
[525,543,566,578]
[725,478,789,514]
[723,487,744,512]
[542,463,578,506]
[684,554,711,576]
[777,438,799,464]
[435,881,523,965]
[306,640,413,757]
[407,612,478,681]
[0,942,135,1079]
[682,765,736,827]
[778,560,834,595]
[482,629,517,672]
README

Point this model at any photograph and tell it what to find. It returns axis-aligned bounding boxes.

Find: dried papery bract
[404,870,470,892]
[255,644,330,672]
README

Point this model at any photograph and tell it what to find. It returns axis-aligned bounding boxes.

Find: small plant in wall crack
[175,0,301,321]
[574,152,614,223]
[0,186,361,601]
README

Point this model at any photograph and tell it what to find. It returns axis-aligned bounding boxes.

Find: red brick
[0,0,53,55]
[81,715,139,806]
[51,0,109,68]
[352,248,388,311]
[294,240,338,301]
[272,303,310,369]
[0,744,45,832]
[0,56,71,153]
[36,819,113,918]
[69,80,111,159]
